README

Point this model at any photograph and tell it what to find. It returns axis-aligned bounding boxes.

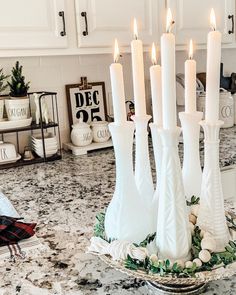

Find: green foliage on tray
[136,233,156,248]
[187,195,200,206]
[8,61,30,97]
[93,212,236,278]
[94,212,106,240]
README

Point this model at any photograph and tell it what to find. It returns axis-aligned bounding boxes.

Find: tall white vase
[104,121,154,244]
[132,115,154,202]
[197,120,230,252]
[156,127,191,261]
[179,112,203,201]
[149,123,162,224]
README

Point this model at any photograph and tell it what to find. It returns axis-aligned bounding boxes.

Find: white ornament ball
[200,230,206,238]
[175,259,185,269]
[150,254,158,264]
[201,237,216,253]
[204,232,213,239]
[199,249,211,263]
[185,261,193,268]
[193,258,202,267]
[189,214,197,225]
[191,204,200,217]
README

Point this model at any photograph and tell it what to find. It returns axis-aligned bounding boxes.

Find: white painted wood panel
[0,0,67,49]
[75,0,160,48]
[167,0,235,45]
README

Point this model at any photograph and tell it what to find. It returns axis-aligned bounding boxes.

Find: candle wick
[167,21,175,33]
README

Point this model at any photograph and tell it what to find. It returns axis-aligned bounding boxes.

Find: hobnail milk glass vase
[104,121,154,244]
[149,123,162,226]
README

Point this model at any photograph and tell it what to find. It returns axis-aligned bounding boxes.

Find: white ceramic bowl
[31,133,58,158]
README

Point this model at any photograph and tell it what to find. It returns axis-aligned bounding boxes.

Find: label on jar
[0,148,8,160]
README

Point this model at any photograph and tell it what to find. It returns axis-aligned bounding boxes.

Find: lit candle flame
[189,39,193,59]
[133,18,138,39]
[210,8,216,31]
[151,42,157,65]
[113,39,119,63]
[166,8,174,33]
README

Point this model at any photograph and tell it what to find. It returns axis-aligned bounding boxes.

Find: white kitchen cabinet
[0,0,67,49]
[221,166,236,200]
[75,0,161,48]
[167,0,235,45]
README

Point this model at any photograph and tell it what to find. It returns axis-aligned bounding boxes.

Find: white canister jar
[219,90,234,128]
[90,121,111,143]
[71,119,92,147]
[5,97,29,121]
[197,90,234,128]
[232,93,236,125]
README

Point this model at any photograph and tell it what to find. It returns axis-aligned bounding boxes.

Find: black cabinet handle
[59,11,66,36]
[228,15,234,34]
[81,11,88,36]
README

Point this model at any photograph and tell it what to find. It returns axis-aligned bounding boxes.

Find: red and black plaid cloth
[0,216,36,246]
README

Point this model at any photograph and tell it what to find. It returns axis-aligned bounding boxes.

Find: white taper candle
[161,9,176,129]
[205,9,222,124]
[185,39,197,113]
[109,39,127,124]
[131,18,146,116]
[150,43,162,125]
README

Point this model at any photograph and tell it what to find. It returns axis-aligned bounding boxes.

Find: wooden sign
[66,77,107,127]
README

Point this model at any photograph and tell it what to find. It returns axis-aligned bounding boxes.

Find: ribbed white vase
[132,115,154,202]
[197,120,230,252]
[156,127,191,261]
[149,123,162,225]
[179,111,203,201]
[104,121,154,244]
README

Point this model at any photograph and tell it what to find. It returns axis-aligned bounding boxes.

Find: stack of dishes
[31,133,58,158]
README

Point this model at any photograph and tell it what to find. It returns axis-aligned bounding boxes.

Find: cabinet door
[167,0,235,45]
[0,0,67,49]
[75,0,160,48]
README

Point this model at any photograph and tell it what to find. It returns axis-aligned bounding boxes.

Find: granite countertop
[0,126,236,294]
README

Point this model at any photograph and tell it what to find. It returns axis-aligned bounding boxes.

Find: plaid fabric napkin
[0,216,36,246]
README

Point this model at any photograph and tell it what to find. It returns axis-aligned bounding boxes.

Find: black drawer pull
[228,14,234,34]
[81,11,88,36]
[59,11,66,36]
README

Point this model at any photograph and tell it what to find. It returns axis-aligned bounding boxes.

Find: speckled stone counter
[0,126,236,295]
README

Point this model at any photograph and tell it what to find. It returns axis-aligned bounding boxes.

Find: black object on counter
[220,63,231,91]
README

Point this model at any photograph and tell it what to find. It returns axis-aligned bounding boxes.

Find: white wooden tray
[63,140,113,156]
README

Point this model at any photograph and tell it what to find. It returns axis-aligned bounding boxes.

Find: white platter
[0,117,32,130]
[0,154,21,165]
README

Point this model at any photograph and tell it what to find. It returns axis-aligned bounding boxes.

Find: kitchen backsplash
[0,48,236,147]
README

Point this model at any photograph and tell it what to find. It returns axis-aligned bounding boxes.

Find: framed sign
[66,77,107,127]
